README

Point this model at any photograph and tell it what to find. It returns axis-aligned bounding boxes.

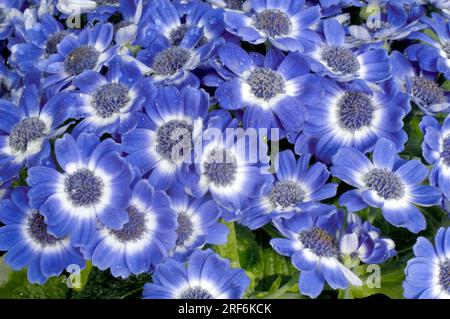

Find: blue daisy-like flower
[167,183,228,261]
[27,133,133,247]
[0,85,73,184]
[81,179,177,278]
[240,150,338,230]
[143,248,250,299]
[403,227,450,299]
[331,138,442,233]
[270,208,363,298]
[301,79,408,164]
[122,85,209,191]
[223,0,321,52]
[0,187,85,284]
[38,22,119,90]
[213,43,320,137]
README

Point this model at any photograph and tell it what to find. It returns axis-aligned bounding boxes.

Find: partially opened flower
[143,249,250,299]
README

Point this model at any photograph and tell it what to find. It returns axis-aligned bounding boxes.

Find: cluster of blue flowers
[0,0,450,299]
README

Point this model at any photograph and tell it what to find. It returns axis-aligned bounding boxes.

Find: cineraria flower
[66,59,147,137]
[167,183,228,261]
[390,51,450,114]
[270,208,362,298]
[143,249,250,299]
[122,85,208,191]
[403,227,450,299]
[180,110,273,216]
[213,43,320,137]
[0,187,85,284]
[38,23,119,90]
[302,79,408,164]
[223,0,321,52]
[331,138,442,233]
[240,151,338,230]
[340,212,396,264]
[304,19,391,85]
[0,85,72,184]
[81,179,177,278]
[208,0,251,11]
[27,133,133,247]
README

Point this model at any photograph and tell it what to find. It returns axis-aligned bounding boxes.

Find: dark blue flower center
[270,181,304,208]
[298,227,338,258]
[27,212,60,246]
[64,45,100,76]
[152,46,191,76]
[247,67,285,101]
[253,9,292,37]
[338,92,374,131]
[9,117,46,153]
[204,149,237,187]
[179,287,213,299]
[175,212,193,246]
[439,261,450,294]
[321,46,360,75]
[64,169,104,207]
[364,168,405,200]
[441,136,450,166]
[224,0,246,10]
[110,205,147,242]
[46,31,70,55]
[156,120,193,163]
[92,82,130,118]
[411,77,445,106]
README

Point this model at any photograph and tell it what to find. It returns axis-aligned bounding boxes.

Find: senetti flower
[38,22,119,91]
[270,208,363,298]
[403,227,450,299]
[27,133,133,247]
[240,150,338,230]
[82,179,177,278]
[223,0,321,52]
[0,187,85,284]
[143,249,250,299]
[213,43,320,138]
[0,85,73,184]
[122,85,208,191]
[331,138,442,233]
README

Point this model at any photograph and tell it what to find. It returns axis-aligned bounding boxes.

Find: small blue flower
[0,187,85,284]
[122,85,209,191]
[143,248,250,299]
[81,179,177,278]
[223,0,321,52]
[167,183,228,261]
[403,227,450,299]
[331,138,442,233]
[27,133,133,247]
[270,208,362,298]
[240,150,337,230]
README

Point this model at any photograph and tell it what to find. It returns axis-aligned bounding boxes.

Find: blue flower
[27,133,133,247]
[143,248,250,299]
[0,85,73,184]
[223,0,321,52]
[213,43,320,138]
[403,227,450,299]
[240,150,337,230]
[0,187,85,284]
[167,183,228,261]
[331,138,442,233]
[304,18,391,85]
[122,85,209,191]
[65,59,148,137]
[390,50,450,114]
[38,23,119,91]
[81,179,177,278]
[301,79,408,164]
[270,208,362,298]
